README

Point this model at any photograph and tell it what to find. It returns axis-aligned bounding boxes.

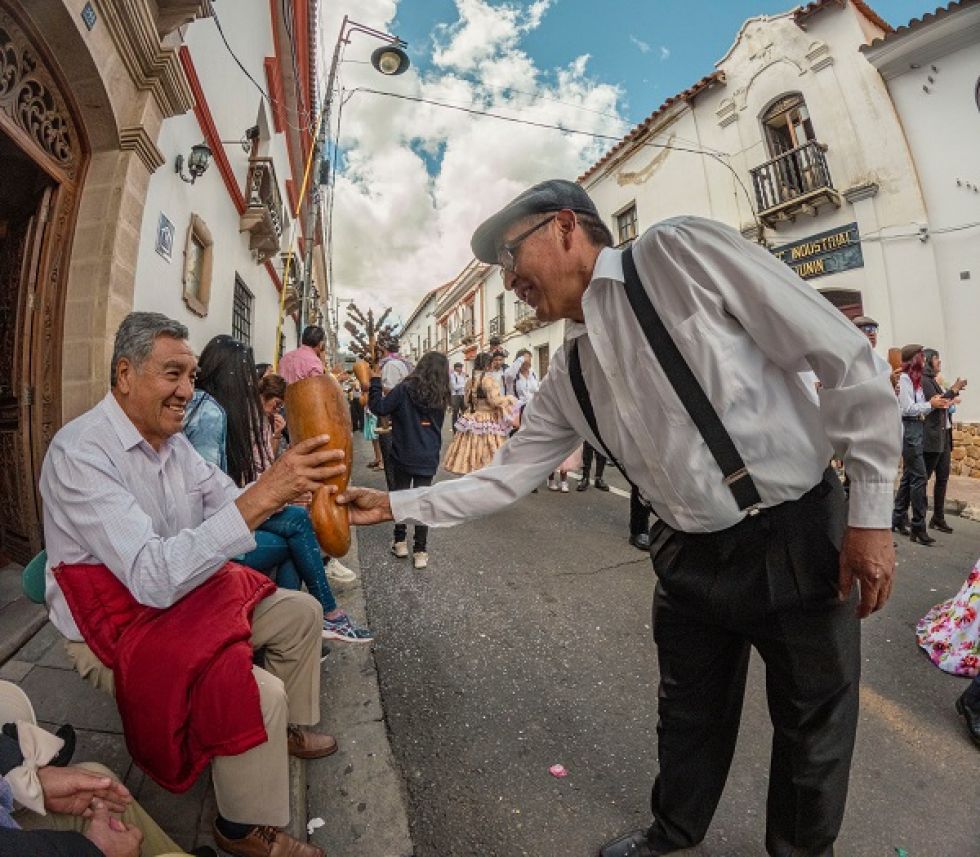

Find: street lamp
[299,16,409,333]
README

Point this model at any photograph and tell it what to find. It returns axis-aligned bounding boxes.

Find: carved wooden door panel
[0,185,50,562]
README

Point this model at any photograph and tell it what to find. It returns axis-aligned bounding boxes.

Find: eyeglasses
[497,215,556,272]
[859,324,878,334]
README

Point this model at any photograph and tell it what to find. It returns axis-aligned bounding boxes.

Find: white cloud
[629,35,651,54]
[659,45,671,61]
[318,0,626,329]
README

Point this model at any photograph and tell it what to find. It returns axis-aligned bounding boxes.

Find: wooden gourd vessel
[284,374,353,557]
[353,359,372,407]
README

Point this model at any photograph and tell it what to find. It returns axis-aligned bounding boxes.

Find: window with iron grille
[615,204,638,246]
[232,275,254,345]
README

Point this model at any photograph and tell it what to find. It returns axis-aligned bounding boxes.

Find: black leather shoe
[929,518,954,534]
[909,528,936,546]
[955,693,980,748]
[577,479,590,492]
[891,522,911,536]
[598,829,670,857]
[628,532,651,551]
[594,477,610,491]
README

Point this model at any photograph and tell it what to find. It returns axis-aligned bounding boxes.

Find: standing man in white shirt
[338,180,901,857]
[449,362,468,430]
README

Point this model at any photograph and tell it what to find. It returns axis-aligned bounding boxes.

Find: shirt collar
[100,392,175,461]
[565,246,625,342]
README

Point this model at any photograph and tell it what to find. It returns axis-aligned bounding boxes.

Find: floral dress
[443,373,517,475]
[916,557,980,676]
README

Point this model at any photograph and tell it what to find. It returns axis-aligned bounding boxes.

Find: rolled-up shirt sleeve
[390,363,580,527]
[665,219,901,528]
[42,444,255,609]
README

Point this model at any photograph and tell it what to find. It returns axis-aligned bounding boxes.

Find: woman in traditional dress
[443,352,517,475]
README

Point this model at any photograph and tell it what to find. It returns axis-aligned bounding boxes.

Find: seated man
[39,312,347,857]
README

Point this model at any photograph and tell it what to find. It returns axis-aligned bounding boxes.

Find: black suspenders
[567,245,763,515]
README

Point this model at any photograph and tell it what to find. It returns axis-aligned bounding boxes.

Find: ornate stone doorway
[0,4,86,563]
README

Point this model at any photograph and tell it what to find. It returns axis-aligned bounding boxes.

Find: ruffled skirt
[443,411,511,475]
[916,558,980,676]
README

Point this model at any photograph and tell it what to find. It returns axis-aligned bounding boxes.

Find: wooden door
[0,184,52,562]
[0,4,87,564]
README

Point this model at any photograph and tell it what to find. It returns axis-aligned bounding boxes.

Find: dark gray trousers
[647,469,859,857]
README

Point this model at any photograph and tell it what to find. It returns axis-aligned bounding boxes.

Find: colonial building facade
[432,0,979,469]
[0,0,322,563]
[862,0,980,471]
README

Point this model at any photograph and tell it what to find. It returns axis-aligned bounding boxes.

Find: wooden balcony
[240,158,284,263]
[749,141,840,226]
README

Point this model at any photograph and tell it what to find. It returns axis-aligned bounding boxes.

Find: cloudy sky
[319,0,928,328]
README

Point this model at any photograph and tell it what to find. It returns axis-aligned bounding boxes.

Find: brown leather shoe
[212,823,325,857]
[287,725,338,759]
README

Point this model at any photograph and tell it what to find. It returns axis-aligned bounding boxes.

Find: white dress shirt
[391,216,901,533]
[381,355,411,392]
[897,373,932,418]
[450,371,468,396]
[515,372,540,404]
[39,393,256,641]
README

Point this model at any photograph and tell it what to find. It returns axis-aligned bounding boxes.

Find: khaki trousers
[65,588,323,826]
[17,762,189,856]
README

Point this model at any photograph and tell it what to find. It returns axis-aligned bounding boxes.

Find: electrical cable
[211,3,315,134]
[348,86,763,234]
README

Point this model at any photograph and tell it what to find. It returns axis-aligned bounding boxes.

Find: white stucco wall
[132,4,298,363]
[871,13,980,420]
[582,4,942,367]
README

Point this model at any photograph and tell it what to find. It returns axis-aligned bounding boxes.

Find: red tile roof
[577,71,725,183]
[793,0,894,33]
[862,0,978,50]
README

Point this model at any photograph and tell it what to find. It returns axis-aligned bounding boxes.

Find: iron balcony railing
[749,141,834,215]
[488,315,504,337]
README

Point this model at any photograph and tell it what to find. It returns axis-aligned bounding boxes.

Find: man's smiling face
[113,335,197,450]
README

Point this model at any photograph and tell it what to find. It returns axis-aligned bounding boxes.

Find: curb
[306,529,414,856]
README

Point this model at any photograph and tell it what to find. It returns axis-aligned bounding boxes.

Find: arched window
[761,93,815,157]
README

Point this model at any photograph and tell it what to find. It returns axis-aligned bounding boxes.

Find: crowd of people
[3,176,978,857]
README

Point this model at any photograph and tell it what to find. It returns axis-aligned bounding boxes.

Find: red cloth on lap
[53,561,275,793]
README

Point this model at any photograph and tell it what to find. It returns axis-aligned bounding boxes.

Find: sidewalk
[0,507,413,854]
[943,473,980,521]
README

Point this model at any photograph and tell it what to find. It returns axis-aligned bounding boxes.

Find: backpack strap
[568,340,648,507]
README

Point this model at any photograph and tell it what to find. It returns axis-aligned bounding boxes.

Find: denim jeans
[237,505,336,613]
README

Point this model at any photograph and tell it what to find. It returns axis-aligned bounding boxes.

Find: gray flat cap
[852,315,878,327]
[470,179,600,264]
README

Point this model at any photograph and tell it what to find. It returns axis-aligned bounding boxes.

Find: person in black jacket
[921,348,967,533]
[369,351,451,569]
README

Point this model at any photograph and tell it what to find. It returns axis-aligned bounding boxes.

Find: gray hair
[110,312,189,387]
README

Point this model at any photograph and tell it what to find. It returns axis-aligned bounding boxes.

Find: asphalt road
[352,435,980,857]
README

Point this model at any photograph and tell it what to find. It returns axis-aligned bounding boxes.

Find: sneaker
[413,552,429,569]
[322,613,374,643]
[547,478,559,492]
[391,541,409,558]
[560,481,570,493]
[325,557,357,583]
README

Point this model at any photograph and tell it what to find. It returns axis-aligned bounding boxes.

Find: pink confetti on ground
[549,764,568,778]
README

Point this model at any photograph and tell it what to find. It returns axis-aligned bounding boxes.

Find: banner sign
[771,222,864,280]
